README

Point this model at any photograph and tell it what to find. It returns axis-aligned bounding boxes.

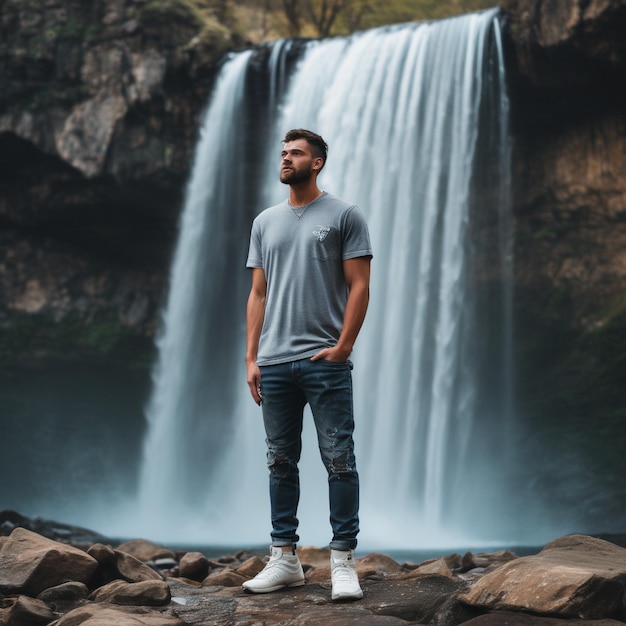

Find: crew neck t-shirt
[246,192,372,366]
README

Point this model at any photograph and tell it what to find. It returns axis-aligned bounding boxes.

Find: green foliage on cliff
[0,311,154,370]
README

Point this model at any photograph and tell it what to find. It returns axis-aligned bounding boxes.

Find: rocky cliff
[503,0,626,326]
[501,0,626,524]
[0,0,244,347]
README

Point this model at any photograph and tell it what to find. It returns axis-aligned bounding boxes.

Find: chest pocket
[312,225,341,261]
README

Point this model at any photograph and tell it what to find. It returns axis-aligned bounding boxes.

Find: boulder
[355,552,405,579]
[115,540,176,563]
[201,569,247,587]
[89,579,171,606]
[297,546,331,568]
[0,510,107,547]
[462,550,519,572]
[0,595,55,626]
[234,555,264,579]
[88,543,164,583]
[0,527,98,595]
[403,556,455,578]
[463,612,626,625]
[38,580,90,603]
[54,605,186,625]
[178,551,210,581]
[459,534,626,619]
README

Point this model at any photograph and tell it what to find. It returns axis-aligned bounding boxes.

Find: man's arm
[246,267,267,405]
[311,256,371,363]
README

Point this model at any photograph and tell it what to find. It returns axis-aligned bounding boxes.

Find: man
[243,129,372,601]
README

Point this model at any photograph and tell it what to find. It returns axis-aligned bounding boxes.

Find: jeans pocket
[320,358,353,370]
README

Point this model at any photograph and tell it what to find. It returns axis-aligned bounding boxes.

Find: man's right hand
[247,361,262,405]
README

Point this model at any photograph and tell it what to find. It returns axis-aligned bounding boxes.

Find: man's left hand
[310,346,350,363]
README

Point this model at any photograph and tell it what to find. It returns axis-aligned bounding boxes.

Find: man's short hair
[283,129,328,167]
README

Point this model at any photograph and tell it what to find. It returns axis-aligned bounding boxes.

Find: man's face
[280,139,319,185]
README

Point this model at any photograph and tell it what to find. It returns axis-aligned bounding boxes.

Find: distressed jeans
[259,358,360,551]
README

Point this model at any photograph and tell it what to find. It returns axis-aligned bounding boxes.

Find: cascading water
[136,8,521,549]
[138,51,257,525]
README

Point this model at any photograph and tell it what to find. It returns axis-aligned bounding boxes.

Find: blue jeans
[260,358,359,551]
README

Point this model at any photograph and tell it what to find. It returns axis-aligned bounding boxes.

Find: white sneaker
[331,549,363,601]
[242,546,305,593]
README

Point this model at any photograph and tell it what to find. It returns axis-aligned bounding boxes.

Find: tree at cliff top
[181,0,496,41]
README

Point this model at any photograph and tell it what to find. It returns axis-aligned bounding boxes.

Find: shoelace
[332,560,356,583]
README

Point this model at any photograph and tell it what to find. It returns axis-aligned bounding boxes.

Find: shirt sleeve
[341,206,373,260]
[246,218,264,268]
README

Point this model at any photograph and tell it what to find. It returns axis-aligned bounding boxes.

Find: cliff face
[504,0,626,86]
[0,0,241,344]
[502,0,626,327]
[500,0,626,514]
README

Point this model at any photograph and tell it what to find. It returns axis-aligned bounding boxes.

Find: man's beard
[280,165,313,185]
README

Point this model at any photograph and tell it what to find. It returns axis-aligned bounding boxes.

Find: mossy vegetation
[25,85,89,111]
[139,0,204,27]
[0,311,155,371]
[134,0,237,61]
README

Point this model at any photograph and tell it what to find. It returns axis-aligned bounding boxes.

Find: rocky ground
[1,511,626,625]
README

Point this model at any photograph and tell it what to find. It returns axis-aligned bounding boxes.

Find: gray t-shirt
[246,192,372,366]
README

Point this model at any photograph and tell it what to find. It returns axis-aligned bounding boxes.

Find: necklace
[288,191,325,219]
[289,200,311,219]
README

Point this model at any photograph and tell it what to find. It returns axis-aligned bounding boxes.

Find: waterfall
[137,8,517,549]
[138,51,256,526]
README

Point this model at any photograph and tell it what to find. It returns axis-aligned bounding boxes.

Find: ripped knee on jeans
[325,450,355,474]
[267,452,298,478]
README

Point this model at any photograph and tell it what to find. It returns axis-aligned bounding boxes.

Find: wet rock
[459,534,626,619]
[0,509,108,547]
[0,595,55,626]
[54,604,186,625]
[37,580,90,603]
[234,555,264,579]
[178,551,210,581]
[114,539,177,563]
[297,546,332,568]
[201,569,247,587]
[0,527,98,596]
[284,606,417,625]
[356,552,405,579]
[463,613,626,625]
[88,543,164,584]
[404,555,455,578]
[229,575,474,626]
[3,515,626,626]
[89,579,171,606]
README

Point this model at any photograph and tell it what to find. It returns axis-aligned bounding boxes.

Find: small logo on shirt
[313,226,330,242]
